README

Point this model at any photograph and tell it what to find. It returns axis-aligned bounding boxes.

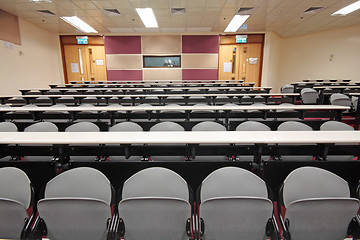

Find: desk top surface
[0,131,358,144]
[302,80,350,82]
[10,93,297,98]
[295,82,352,85]
[58,82,251,87]
[23,86,271,91]
[0,104,349,112]
[65,79,245,83]
[313,86,360,89]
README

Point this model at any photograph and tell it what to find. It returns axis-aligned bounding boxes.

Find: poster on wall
[96,59,104,66]
[71,63,79,73]
[224,62,231,72]
[249,58,258,64]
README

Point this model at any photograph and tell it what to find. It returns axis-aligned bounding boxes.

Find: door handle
[78,48,84,75]
[89,48,94,75]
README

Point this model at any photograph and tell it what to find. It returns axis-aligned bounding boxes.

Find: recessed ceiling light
[136,8,158,28]
[60,16,98,33]
[224,15,250,32]
[332,0,360,15]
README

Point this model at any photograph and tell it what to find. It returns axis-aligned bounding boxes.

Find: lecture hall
[1,0,360,239]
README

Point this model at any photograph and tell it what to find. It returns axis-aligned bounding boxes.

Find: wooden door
[239,43,262,87]
[64,45,88,82]
[84,45,107,82]
[218,45,240,81]
[63,45,107,83]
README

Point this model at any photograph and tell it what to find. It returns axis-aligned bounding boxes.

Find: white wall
[262,25,360,92]
[277,25,360,90]
[261,32,282,91]
[0,18,63,95]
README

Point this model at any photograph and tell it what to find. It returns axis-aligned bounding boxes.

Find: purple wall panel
[182,69,218,80]
[107,70,143,81]
[104,36,141,54]
[182,35,219,53]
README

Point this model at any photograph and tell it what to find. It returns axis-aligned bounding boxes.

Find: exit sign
[76,36,88,44]
[236,35,247,43]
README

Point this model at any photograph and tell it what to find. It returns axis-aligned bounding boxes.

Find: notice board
[0,9,21,45]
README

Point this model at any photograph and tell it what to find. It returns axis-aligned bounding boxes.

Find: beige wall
[261,32,282,91]
[106,54,142,70]
[268,25,360,92]
[142,35,181,54]
[0,18,63,95]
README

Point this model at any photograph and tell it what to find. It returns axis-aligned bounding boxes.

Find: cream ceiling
[0,0,360,38]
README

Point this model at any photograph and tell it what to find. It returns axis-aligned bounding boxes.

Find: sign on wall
[236,35,247,43]
[76,36,88,45]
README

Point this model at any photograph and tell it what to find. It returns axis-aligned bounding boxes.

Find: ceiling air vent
[237,7,255,14]
[304,7,324,14]
[171,8,186,15]
[36,10,56,15]
[103,9,121,16]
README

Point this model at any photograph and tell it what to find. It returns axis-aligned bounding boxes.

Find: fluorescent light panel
[60,16,97,33]
[30,0,52,2]
[332,0,360,15]
[136,8,158,28]
[224,15,250,32]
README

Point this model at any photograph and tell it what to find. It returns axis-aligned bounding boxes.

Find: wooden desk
[295,81,351,86]
[313,86,360,89]
[302,79,351,83]
[51,81,252,88]
[0,131,359,144]
[21,86,271,95]
[1,130,357,165]
[64,79,245,85]
[6,93,297,106]
[0,104,346,113]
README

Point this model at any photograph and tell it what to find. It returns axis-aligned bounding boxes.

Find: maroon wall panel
[182,35,219,53]
[107,70,143,81]
[104,36,141,54]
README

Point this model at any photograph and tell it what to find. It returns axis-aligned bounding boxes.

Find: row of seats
[1,166,358,240]
[0,120,356,162]
[282,84,358,108]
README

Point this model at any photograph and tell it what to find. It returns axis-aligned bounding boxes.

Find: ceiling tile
[71,0,98,10]
[85,9,103,16]
[168,0,187,8]
[91,1,116,9]
[129,0,151,8]
[149,0,168,8]
[0,0,359,37]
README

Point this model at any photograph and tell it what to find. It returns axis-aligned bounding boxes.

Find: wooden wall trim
[60,35,105,45]
[219,34,264,45]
